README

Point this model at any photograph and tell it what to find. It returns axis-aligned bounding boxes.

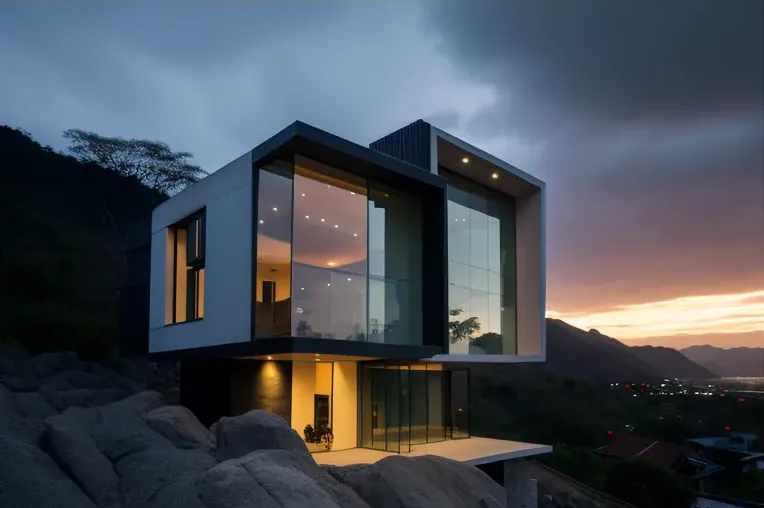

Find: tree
[63,129,207,195]
[448,307,481,344]
[604,460,695,508]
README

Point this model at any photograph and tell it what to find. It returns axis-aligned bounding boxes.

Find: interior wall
[290,361,316,439]
[228,360,292,424]
[332,361,358,451]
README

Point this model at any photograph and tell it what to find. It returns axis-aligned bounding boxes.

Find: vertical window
[255,161,293,337]
[291,156,368,340]
[168,210,206,323]
[445,170,516,355]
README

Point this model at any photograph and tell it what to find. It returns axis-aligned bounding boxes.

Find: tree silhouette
[63,129,207,195]
[448,307,481,344]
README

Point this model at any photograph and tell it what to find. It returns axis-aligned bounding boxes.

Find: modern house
[121,119,548,503]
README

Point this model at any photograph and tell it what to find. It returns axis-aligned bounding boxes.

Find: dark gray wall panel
[369,120,431,172]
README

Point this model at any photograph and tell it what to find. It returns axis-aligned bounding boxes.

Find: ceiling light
[334,224,339,228]
[491,172,499,179]
[461,157,469,164]
[350,192,356,195]
[315,358,320,362]
[259,219,264,224]
[347,277,352,281]
[273,207,278,211]
[301,193,306,197]
[266,356,273,360]
[353,233,358,237]
[305,215,310,219]
[315,353,320,357]
[321,218,325,222]
[300,287,305,291]
[327,283,331,287]
[327,261,336,266]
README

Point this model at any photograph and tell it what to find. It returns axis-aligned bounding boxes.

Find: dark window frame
[168,208,206,325]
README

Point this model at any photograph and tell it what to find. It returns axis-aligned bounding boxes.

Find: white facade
[149,152,253,353]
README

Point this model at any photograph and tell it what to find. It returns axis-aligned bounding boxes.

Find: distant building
[596,434,724,491]
[687,434,764,474]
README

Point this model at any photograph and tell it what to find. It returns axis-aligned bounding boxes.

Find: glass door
[367,366,411,453]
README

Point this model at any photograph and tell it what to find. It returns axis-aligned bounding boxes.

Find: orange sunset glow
[547,289,764,346]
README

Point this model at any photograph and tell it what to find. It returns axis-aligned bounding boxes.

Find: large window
[253,155,423,344]
[445,170,516,355]
[167,209,206,324]
[255,162,293,337]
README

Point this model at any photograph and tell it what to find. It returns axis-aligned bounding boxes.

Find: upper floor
[145,120,545,363]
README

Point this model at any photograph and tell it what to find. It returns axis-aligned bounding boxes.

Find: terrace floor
[311,437,552,467]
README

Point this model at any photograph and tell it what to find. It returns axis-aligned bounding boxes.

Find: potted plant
[304,423,334,451]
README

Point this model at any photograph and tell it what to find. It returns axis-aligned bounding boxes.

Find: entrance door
[369,367,411,453]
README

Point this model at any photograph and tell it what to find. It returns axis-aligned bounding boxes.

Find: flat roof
[312,437,552,467]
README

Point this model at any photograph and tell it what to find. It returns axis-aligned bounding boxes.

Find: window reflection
[445,170,516,355]
[255,162,293,337]
[291,156,368,340]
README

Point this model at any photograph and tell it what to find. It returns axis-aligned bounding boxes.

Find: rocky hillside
[0,341,506,508]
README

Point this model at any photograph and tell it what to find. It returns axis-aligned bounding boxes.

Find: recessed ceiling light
[300,287,305,291]
[315,358,320,362]
[461,157,469,164]
[259,219,264,224]
[273,207,278,211]
[334,224,339,228]
[315,353,320,357]
[267,356,273,360]
[327,283,331,287]
[305,215,310,219]
[350,192,356,195]
[347,277,352,281]
[491,172,499,179]
[301,193,306,197]
[321,218,325,222]
[327,261,336,266]
[353,233,358,237]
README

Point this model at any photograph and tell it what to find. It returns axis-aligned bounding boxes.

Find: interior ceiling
[257,161,372,269]
[437,137,539,198]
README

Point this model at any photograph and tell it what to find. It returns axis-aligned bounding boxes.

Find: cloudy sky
[1,1,762,348]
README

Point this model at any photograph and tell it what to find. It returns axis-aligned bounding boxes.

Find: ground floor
[181,354,473,454]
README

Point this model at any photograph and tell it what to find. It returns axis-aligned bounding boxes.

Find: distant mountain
[536,319,715,382]
[630,346,717,379]
[681,345,764,378]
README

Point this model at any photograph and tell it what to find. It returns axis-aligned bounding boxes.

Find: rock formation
[0,342,506,508]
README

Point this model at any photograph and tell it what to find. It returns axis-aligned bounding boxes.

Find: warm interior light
[491,172,499,179]
[461,157,469,163]
[327,261,336,266]
[266,355,273,360]
[272,207,278,211]
[314,353,320,357]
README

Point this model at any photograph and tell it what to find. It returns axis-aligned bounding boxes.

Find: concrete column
[503,459,537,507]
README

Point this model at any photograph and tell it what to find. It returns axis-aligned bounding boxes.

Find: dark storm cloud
[426,1,764,315]
[0,3,489,171]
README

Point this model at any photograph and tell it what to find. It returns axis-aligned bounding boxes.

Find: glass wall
[292,156,368,340]
[359,364,469,452]
[368,183,422,345]
[445,170,516,355]
[254,154,423,345]
[255,162,293,337]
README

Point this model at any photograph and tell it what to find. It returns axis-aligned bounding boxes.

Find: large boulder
[41,369,118,392]
[214,410,309,461]
[197,449,369,508]
[0,340,29,375]
[325,455,507,508]
[12,391,57,418]
[27,351,83,379]
[44,413,120,508]
[0,384,46,445]
[145,405,215,451]
[0,435,96,508]
[41,387,129,412]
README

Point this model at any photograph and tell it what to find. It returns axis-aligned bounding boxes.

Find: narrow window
[168,210,206,323]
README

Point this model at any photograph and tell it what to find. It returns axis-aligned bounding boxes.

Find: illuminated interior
[254,155,422,344]
[165,210,206,324]
[290,359,358,452]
